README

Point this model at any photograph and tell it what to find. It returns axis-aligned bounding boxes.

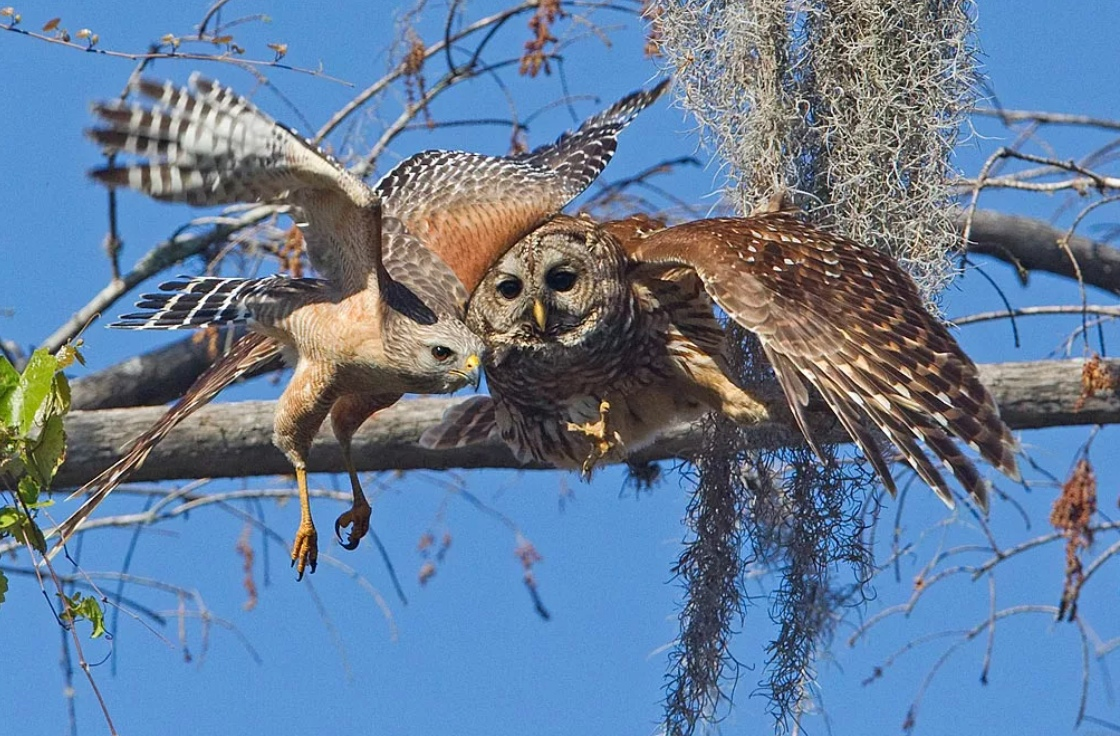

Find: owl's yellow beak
[532,299,548,332]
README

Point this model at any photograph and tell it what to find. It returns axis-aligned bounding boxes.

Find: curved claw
[291,524,318,580]
[334,499,372,551]
[566,399,624,479]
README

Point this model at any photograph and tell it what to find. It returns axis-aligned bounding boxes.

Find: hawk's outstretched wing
[375,79,670,294]
[88,74,383,294]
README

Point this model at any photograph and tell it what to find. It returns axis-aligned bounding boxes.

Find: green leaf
[0,505,45,552]
[17,474,40,506]
[0,506,19,531]
[13,349,59,434]
[26,414,66,487]
[61,592,106,639]
[0,569,8,607]
[0,356,19,426]
[53,371,71,415]
[20,516,46,553]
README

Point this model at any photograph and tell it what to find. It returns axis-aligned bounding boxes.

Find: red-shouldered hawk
[56,75,669,571]
[423,212,1020,510]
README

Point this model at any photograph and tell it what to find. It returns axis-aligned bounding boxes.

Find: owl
[423,212,1021,511]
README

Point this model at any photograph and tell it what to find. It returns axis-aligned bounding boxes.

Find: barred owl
[424,213,1020,510]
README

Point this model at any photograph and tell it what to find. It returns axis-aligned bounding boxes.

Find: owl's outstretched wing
[630,214,1020,511]
[375,80,669,294]
[88,74,383,294]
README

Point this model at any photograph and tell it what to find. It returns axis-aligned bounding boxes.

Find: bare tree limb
[53,359,1120,489]
[960,209,1120,294]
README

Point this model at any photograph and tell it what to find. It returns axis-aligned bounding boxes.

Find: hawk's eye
[431,345,453,361]
[496,278,523,300]
[545,268,577,292]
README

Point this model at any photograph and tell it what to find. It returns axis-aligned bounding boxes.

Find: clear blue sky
[3,2,1120,734]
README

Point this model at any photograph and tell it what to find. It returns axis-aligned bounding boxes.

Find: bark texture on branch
[962,209,1120,294]
[54,359,1119,489]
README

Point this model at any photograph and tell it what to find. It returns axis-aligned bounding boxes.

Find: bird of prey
[57,74,669,572]
[422,211,1020,511]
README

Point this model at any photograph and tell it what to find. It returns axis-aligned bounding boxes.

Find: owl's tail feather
[50,333,284,555]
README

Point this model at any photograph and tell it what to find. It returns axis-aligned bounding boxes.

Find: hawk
[57,74,668,572]
[422,212,1021,510]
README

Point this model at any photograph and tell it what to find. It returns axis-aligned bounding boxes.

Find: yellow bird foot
[566,400,624,479]
[291,520,318,580]
[334,497,372,551]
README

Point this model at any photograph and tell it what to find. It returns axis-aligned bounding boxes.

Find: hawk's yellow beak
[532,299,547,332]
[462,354,481,390]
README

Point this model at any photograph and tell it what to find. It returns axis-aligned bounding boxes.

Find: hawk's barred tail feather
[112,275,330,330]
[50,333,284,553]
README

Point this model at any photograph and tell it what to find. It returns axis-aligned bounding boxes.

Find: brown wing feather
[631,214,1018,509]
[601,214,667,257]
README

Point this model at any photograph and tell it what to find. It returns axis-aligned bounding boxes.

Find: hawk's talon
[291,522,318,580]
[566,399,624,479]
[334,498,372,551]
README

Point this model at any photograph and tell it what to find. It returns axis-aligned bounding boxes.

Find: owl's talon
[566,400,623,478]
[334,498,372,551]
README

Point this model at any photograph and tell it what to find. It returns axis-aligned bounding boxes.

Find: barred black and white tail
[112,275,330,330]
[87,73,365,206]
[518,78,671,200]
[50,333,284,553]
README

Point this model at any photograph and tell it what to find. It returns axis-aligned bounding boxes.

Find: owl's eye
[497,278,523,300]
[431,345,454,361]
[545,268,578,292]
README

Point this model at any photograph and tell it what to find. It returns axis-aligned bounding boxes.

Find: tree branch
[961,209,1120,294]
[54,359,1120,489]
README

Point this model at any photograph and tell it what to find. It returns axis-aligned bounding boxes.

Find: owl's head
[467,215,629,362]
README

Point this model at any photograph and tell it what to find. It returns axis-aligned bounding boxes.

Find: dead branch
[53,358,1120,489]
[0,15,350,85]
[971,107,1120,132]
[69,325,277,411]
[960,209,1120,294]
